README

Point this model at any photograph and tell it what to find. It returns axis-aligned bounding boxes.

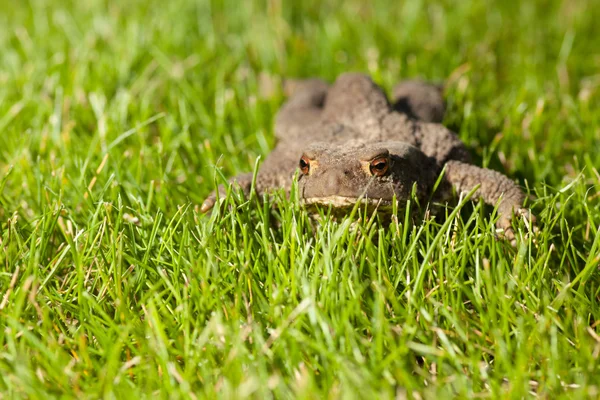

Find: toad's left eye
[299,155,310,175]
[369,157,389,176]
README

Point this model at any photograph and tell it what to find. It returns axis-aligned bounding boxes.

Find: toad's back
[274,73,470,171]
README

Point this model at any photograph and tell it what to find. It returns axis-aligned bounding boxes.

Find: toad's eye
[299,155,310,175]
[369,156,389,176]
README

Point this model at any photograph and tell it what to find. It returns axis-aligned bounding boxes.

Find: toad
[201,73,533,240]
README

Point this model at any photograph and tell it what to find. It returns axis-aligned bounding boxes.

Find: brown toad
[201,73,533,239]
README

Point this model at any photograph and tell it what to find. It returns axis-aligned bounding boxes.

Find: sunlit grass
[1,0,599,397]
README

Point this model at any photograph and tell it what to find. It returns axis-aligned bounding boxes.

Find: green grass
[1,0,600,398]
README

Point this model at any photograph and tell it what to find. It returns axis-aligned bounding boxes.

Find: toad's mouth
[302,196,394,209]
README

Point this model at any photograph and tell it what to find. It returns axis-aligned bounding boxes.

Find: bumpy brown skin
[202,73,532,241]
[392,80,446,123]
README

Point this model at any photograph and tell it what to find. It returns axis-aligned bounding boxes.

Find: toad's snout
[302,168,364,199]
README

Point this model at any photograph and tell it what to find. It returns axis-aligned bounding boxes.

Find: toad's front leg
[443,161,535,242]
[200,172,254,213]
[201,142,300,213]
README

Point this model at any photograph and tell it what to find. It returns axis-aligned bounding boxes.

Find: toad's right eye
[299,155,310,175]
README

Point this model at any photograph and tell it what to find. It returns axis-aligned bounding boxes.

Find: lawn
[1,0,600,398]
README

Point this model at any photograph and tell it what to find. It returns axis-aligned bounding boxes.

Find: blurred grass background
[1,0,599,398]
